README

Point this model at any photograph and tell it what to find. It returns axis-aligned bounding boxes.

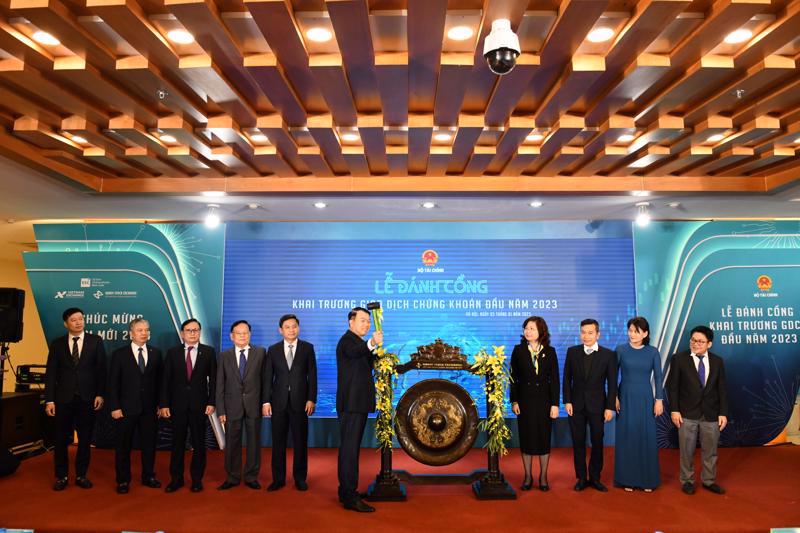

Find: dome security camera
[483,19,520,76]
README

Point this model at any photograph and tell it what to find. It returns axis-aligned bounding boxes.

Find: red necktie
[186,346,194,380]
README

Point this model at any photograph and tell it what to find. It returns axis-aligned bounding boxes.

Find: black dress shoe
[267,481,285,492]
[53,477,68,491]
[165,480,184,493]
[539,483,550,492]
[142,477,161,489]
[295,480,308,491]
[574,479,587,491]
[190,481,203,492]
[116,482,129,494]
[338,491,369,503]
[520,479,533,491]
[702,483,725,495]
[344,499,375,513]
[245,480,261,490]
[682,482,695,495]
[75,477,93,489]
[217,481,239,490]
[588,480,608,492]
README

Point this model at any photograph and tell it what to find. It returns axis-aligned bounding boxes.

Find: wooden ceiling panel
[0,0,797,192]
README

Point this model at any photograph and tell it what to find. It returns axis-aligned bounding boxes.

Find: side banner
[634,221,800,446]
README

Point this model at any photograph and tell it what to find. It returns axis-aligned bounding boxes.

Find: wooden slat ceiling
[0,0,798,194]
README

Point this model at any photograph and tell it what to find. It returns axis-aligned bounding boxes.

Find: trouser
[337,411,367,504]
[679,418,720,485]
[169,410,207,483]
[53,396,95,479]
[223,416,262,484]
[115,411,157,484]
[569,409,605,481]
[271,402,309,484]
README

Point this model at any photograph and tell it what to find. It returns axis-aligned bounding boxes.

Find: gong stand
[366,339,516,501]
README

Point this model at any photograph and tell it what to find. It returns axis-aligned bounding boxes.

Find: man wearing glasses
[666,325,729,495]
[159,319,217,493]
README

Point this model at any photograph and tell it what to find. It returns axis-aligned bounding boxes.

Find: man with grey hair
[107,317,163,494]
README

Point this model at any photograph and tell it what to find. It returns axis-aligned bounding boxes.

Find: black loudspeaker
[0,447,20,477]
[0,288,24,343]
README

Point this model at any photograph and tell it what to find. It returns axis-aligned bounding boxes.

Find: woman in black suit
[510,316,560,491]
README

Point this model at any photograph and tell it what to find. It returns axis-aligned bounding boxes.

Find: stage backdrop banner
[222,221,636,419]
[23,223,225,351]
[634,221,800,446]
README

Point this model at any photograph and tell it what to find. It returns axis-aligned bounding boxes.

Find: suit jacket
[44,332,107,404]
[159,343,217,415]
[215,345,267,420]
[264,339,318,412]
[336,330,376,414]
[509,343,560,408]
[666,350,728,421]
[562,344,617,414]
[107,344,162,417]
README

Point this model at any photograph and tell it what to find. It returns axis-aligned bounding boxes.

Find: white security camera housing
[483,19,520,76]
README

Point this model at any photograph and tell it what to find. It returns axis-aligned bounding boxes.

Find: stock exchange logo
[80,278,91,288]
[757,275,773,291]
[55,291,66,299]
[422,249,439,266]
[93,290,104,299]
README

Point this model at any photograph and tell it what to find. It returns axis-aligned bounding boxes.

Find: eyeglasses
[183,328,201,333]
[689,338,709,344]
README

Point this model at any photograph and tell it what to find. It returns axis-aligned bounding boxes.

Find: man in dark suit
[563,318,617,492]
[264,314,317,492]
[159,318,217,493]
[666,325,729,495]
[336,307,382,512]
[44,307,107,491]
[107,317,163,494]
[216,320,268,490]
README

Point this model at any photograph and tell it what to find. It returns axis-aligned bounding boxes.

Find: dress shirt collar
[584,342,599,354]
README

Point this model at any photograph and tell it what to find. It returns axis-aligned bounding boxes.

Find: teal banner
[23,223,225,351]
[635,221,800,446]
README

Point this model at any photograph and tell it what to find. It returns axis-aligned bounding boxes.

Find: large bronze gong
[395,378,479,466]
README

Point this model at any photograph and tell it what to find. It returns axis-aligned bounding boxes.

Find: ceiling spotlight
[667,201,682,209]
[724,28,753,44]
[635,202,651,227]
[421,201,436,209]
[159,134,178,144]
[306,27,333,43]
[706,133,725,143]
[587,27,615,43]
[433,132,452,142]
[341,132,360,142]
[526,133,544,142]
[247,203,261,210]
[793,137,800,144]
[632,190,650,197]
[32,31,60,46]
[447,26,474,41]
[71,135,88,145]
[529,201,543,208]
[167,29,195,45]
[202,191,226,197]
[617,134,636,143]
[204,204,221,228]
[313,201,327,209]
[250,133,268,143]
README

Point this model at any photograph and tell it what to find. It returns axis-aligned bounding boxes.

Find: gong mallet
[366,301,383,344]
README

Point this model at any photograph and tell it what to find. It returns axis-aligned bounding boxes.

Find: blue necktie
[239,349,246,380]
[697,355,705,388]
[137,347,145,373]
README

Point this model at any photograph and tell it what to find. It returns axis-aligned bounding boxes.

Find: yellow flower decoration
[374,345,399,450]
[471,345,512,457]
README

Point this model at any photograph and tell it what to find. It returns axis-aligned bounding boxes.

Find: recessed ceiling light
[248,203,260,210]
[202,191,226,197]
[204,204,220,228]
[71,135,88,145]
[724,29,753,44]
[447,26,474,41]
[250,133,268,143]
[306,27,333,43]
[529,201,543,208]
[421,201,436,209]
[433,132,452,142]
[707,133,725,142]
[793,137,800,144]
[313,201,327,209]
[635,202,651,227]
[526,133,544,142]
[667,202,682,209]
[167,29,194,45]
[32,31,60,46]
[341,132,359,142]
[632,190,650,197]
[160,134,178,144]
[617,134,636,143]
[587,27,615,43]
